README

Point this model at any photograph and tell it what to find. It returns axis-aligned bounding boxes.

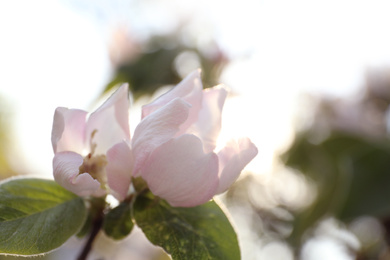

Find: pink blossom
[52,70,257,207]
[131,70,258,207]
[51,85,132,201]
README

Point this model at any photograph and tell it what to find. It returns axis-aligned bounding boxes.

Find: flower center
[79,153,107,183]
[78,129,108,188]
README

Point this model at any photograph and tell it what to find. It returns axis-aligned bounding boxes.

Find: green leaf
[76,210,93,238]
[336,143,390,220]
[132,177,148,193]
[134,192,240,260]
[103,201,134,240]
[282,132,390,245]
[0,178,87,256]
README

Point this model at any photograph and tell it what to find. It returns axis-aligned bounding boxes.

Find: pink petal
[216,137,258,194]
[132,98,191,176]
[53,151,105,197]
[106,141,133,201]
[51,107,87,154]
[142,69,202,118]
[187,85,228,153]
[141,134,219,207]
[86,84,130,154]
[142,70,203,135]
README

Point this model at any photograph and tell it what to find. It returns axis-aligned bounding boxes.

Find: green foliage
[103,201,134,240]
[0,178,241,259]
[282,132,390,244]
[0,178,87,256]
[335,139,390,220]
[107,48,182,99]
[76,210,93,238]
[132,177,148,193]
[0,97,17,180]
[105,35,226,100]
[134,192,240,260]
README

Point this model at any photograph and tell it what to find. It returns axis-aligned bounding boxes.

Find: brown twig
[77,200,105,260]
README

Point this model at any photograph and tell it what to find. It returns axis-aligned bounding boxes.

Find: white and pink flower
[52,70,258,207]
[52,85,132,201]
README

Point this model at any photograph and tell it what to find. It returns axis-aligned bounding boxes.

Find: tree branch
[77,200,105,260]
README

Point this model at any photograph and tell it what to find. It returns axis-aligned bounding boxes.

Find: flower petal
[86,84,130,154]
[142,70,203,135]
[176,75,203,135]
[216,137,258,194]
[141,134,219,207]
[53,151,105,197]
[142,69,202,118]
[132,98,191,176]
[106,141,133,201]
[187,85,228,152]
[51,107,87,154]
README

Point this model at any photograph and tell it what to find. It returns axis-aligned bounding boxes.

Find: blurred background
[2,0,390,259]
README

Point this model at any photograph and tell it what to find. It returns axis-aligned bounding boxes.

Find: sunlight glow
[0,0,110,176]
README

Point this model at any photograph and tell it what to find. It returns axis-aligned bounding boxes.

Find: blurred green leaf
[336,143,390,220]
[76,210,93,238]
[106,48,181,99]
[132,177,148,193]
[0,97,17,180]
[0,178,87,256]
[103,201,133,240]
[105,35,226,100]
[282,132,390,242]
[134,192,240,260]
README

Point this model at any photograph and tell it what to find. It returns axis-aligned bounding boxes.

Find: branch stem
[77,200,105,260]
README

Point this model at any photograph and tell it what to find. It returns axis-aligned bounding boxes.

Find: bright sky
[1,1,390,258]
[0,0,111,176]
